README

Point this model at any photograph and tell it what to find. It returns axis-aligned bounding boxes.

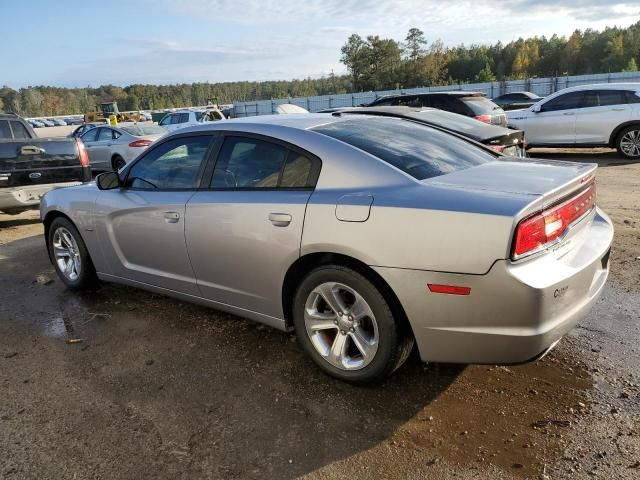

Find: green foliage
[623,57,638,72]
[3,21,640,117]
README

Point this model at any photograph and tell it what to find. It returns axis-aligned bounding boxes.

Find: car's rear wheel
[48,217,97,290]
[616,125,640,159]
[293,265,413,384]
[112,155,126,171]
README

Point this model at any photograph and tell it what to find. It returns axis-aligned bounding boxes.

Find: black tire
[615,125,640,159]
[292,265,413,384]
[48,217,98,290]
[112,155,126,171]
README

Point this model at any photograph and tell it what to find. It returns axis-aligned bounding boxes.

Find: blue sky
[2,0,639,88]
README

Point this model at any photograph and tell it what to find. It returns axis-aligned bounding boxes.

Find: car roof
[376,91,486,100]
[183,113,352,132]
[559,82,640,93]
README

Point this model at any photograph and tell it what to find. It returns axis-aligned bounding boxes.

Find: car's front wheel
[616,125,640,159]
[293,265,413,384]
[48,217,98,290]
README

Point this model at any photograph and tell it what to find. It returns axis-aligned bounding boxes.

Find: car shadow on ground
[0,215,41,229]
[528,147,640,167]
[0,234,464,479]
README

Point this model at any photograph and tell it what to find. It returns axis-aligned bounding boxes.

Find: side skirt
[97,272,289,332]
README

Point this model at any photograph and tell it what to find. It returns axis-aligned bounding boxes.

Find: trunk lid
[426,158,595,199]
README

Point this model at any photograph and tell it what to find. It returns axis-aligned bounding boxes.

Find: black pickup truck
[0,113,91,214]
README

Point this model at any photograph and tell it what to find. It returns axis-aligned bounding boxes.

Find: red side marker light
[427,284,471,295]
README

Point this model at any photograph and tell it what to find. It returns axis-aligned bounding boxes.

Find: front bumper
[0,182,82,213]
[373,207,613,364]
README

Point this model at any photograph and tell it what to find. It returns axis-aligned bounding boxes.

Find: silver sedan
[40,114,613,383]
[80,123,167,171]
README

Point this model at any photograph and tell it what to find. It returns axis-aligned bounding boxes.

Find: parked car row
[367,91,509,127]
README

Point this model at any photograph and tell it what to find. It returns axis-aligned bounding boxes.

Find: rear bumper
[0,182,82,213]
[373,207,613,364]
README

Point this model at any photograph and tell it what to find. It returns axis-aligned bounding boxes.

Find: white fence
[232,71,640,117]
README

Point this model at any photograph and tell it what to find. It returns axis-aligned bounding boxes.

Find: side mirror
[96,171,121,190]
[532,104,542,113]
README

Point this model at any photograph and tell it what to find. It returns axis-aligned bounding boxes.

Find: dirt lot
[0,149,638,479]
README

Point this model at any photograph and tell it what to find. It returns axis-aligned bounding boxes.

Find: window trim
[120,132,218,192]
[200,131,322,192]
[8,120,33,139]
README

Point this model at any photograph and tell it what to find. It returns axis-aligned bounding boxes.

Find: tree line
[2,22,639,117]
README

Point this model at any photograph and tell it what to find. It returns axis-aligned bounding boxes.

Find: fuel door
[335,193,373,222]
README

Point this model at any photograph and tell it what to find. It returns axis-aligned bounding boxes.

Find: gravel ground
[0,149,638,479]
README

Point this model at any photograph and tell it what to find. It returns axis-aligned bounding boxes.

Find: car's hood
[425,159,595,196]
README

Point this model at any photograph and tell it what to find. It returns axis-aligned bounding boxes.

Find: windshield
[461,97,502,114]
[121,124,167,136]
[313,117,496,180]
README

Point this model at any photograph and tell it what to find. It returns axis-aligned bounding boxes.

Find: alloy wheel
[52,227,82,281]
[620,129,640,158]
[304,282,379,370]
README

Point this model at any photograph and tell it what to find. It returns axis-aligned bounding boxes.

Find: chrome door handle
[20,145,45,155]
[563,112,575,116]
[269,213,291,227]
[163,211,180,223]
[611,107,625,111]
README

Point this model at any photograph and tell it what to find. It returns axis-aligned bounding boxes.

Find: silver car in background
[40,114,613,384]
[80,123,167,171]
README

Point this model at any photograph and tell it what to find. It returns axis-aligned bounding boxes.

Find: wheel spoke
[305,309,337,331]
[329,333,348,366]
[72,256,81,276]
[315,283,347,314]
[54,245,69,258]
[349,328,376,360]
[350,294,373,321]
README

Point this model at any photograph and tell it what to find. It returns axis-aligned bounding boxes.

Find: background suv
[507,83,640,159]
[367,92,507,127]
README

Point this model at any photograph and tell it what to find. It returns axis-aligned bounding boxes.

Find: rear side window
[313,117,495,180]
[10,121,31,139]
[597,90,627,107]
[210,137,318,189]
[0,120,12,139]
[97,128,113,141]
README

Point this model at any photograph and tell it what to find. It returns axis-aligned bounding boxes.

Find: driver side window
[126,136,212,190]
[541,92,584,112]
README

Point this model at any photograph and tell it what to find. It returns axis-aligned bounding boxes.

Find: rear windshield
[461,97,502,115]
[313,117,496,180]
[121,124,167,136]
[410,109,491,133]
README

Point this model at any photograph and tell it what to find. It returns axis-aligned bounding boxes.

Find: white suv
[508,83,640,159]
[158,109,225,132]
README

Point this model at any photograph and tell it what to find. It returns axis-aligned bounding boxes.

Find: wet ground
[0,150,639,479]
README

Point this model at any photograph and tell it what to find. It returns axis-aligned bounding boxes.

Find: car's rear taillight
[475,114,491,124]
[487,144,505,153]
[512,183,597,258]
[129,139,152,148]
[75,138,90,167]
